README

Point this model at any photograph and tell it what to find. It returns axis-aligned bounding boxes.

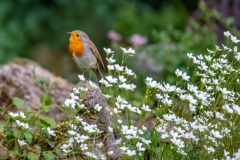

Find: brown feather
[87,40,105,71]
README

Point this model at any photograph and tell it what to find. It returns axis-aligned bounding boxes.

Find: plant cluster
[1,31,240,159]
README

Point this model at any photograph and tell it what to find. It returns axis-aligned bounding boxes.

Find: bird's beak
[67,32,71,35]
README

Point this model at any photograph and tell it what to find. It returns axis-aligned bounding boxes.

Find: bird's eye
[76,34,79,37]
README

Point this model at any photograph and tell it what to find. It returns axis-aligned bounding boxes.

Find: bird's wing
[88,40,105,71]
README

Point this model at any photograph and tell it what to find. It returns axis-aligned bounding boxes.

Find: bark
[73,80,122,160]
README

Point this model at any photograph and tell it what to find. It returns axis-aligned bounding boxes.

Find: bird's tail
[94,66,102,87]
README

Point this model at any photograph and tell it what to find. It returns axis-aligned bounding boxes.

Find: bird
[67,30,105,84]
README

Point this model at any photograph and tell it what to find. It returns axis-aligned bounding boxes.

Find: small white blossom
[107,65,115,70]
[18,139,27,146]
[68,130,77,136]
[182,72,190,81]
[106,76,118,83]
[107,151,114,155]
[104,48,114,54]
[106,56,116,63]
[80,143,88,151]
[115,64,124,71]
[125,67,135,76]
[94,104,102,112]
[230,35,240,43]
[141,104,152,112]
[8,112,19,118]
[118,75,127,83]
[47,127,56,136]
[78,74,85,81]
[224,31,231,37]
[175,69,182,77]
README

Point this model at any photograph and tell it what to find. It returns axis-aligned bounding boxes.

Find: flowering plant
[1,31,240,159]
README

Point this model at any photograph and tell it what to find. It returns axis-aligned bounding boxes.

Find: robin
[67,30,105,84]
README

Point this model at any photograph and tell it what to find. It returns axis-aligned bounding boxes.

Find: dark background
[0,0,239,90]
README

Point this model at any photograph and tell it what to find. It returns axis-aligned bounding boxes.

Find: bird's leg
[89,70,92,79]
[82,68,86,77]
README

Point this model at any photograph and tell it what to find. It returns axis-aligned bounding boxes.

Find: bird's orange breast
[68,36,85,58]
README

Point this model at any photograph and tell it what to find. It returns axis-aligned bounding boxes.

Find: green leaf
[39,116,56,127]
[6,130,14,140]
[27,152,39,160]
[40,94,52,106]
[55,149,61,155]
[24,132,32,144]
[43,151,55,160]
[12,97,26,109]
[12,128,21,138]
[35,77,48,84]
[34,145,41,155]
[27,109,37,114]
[39,105,49,112]
[0,122,5,133]
[38,119,50,128]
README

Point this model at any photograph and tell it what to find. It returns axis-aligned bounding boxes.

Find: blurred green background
[0,0,239,94]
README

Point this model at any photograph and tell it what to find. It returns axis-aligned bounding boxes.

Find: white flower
[70,93,78,100]
[182,72,190,81]
[193,57,200,64]
[104,48,114,54]
[64,98,76,108]
[215,45,222,51]
[75,134,89,143]
[47,127,56,136]
[125,149,136,156]
[106,75,118,83]
[211,130,223,139]
[68,130,77,136]
[125,67,135,76]
[230,35,240,43]
[128,48,135,54]
[96,142,103,148]
[235,52,240,61]
[99,78,110,86]
[18,139,27,146]
[108,126,113,132]
[205,55,212,61]
[78,74,85,81]
[80,143,88,151]
[85,152,98,159]
[121,47,127,53]
[115,64,124,71]
[19,111,26,118]
[94,104,102,112]
[175,69,182,77]
[171,137,184,148]
[141,104,151,112]
[119,75,127,83]
[8,112,19,118]
[118,119,122,124]
[107,65,115,70]
[107,151,114,155]
[121,47,135,54]
[234,46,238,52]
[224,31,231,37]
[187,53,193,59]
[106,56,116,63]
[136,142,145,152]
[119,83,136,90]
[15,120,29,129]
[103,94,112,99]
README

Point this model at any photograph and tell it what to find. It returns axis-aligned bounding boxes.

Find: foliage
[109,1,240,97]
[0,0,190,70]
